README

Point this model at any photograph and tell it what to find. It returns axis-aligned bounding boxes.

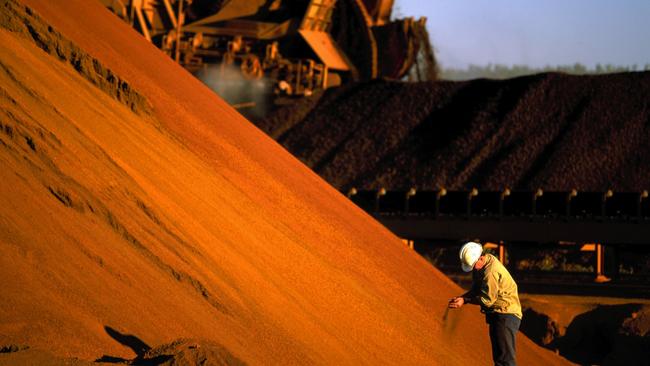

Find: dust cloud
[194,63,271,120]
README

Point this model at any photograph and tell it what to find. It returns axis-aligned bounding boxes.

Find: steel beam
[377,216,650,245]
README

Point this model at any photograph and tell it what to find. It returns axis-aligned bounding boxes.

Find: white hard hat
[459,242,483,272]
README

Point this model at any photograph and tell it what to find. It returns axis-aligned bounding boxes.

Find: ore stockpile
[259,71,650,191]
[0,0,572,364]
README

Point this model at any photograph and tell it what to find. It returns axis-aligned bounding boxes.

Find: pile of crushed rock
[259,72,650,191]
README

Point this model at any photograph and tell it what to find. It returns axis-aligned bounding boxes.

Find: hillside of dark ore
[259,72,650,191]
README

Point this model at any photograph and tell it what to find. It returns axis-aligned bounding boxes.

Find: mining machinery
[100,0,436,96]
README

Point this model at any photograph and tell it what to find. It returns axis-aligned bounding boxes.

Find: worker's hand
[448,297,465,309]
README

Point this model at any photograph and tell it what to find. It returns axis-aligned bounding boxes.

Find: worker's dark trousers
[486,313,521,366]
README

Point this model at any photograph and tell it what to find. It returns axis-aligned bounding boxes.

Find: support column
[595,243,611,283]
[402,239,415,250]
[498,242,506,265]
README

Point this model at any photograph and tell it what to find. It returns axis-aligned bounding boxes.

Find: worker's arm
[460,275,484,305]
[452,272,499,307]
[448,282,480,308]
[460,290,479,305]
[476,272,499,308]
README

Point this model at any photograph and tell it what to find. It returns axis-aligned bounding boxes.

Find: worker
[448,241,522,366]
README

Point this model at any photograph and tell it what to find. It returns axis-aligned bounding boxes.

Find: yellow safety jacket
[464,254,522,319]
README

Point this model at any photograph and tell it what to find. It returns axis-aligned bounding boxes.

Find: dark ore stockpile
[259,72,650,191]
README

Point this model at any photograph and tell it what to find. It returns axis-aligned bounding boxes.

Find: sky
[394,0,650,69]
